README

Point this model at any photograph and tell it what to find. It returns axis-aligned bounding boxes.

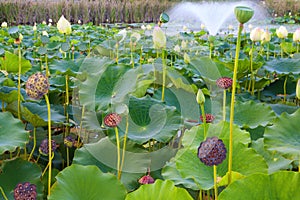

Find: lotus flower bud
[184,52,190,64]
[181,40,187,49]
[1,22,7,28]
[42,21,47,25]
[104,113,122,127]
[78,19,82,24]
[42,31,48,37]
[57,15,72,35]
[14,182,37,200]
[146,24,152,30]
[198,137,227,166]
[250,27,264,42]
[33,23,37,31]
[49,19,53,23]
[196,89,205,105]
[228,25,234,31]
[201,24,205,30]
[293,29,300,42]
[276,26,288,39]
[234,6,254,24]
[26,72,49,99]
[296,79,300,99]
[152,26,166,49]
[261,28,271,42]
[248,24,253,30]
[141,25,146,30]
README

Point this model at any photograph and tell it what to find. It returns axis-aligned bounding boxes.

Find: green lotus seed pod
[159,12,169,23]
[234,6,254,24]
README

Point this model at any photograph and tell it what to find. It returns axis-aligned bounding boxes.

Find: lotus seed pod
[138,175,155,184]
[200,113,215,123]
[26,72,49,100]
[104,113,122,127]
[198,137,227,166]
[159,12,169,23]
[216,77,233,90]
[14,182,37,200]
[196,89,205,105]
[39,139,57,156]
[64,135,75,148]
[234,6,254,24]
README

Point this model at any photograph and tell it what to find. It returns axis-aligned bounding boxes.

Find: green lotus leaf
[126,95,182,143]
[228,101,276,129]
[219,171,300,200]
[161,158,199,190]
[0,86,26,103]
[0,112,29,154]
[264,109,300,159]
[49,164,127,200]
[0,51,31,74]
[125,179,193,200]
[269,103,299,115]
[0,158,44,200]
[73,139,145,191]
[252,139,292,173]
[182,121,251,150]
[263,58,300,75]
[49,59,81,76]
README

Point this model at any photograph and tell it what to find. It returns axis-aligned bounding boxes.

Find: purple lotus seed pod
[39,139,57,156]
[216,77,233,90]
[138,175,155,184]
[197,137,227,166]
[26,72,49,99]
[64,135,75,148]
[14,182,37,200]
[200,113,215,123]
[104,113,122,127]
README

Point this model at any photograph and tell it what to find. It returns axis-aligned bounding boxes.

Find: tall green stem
[28,127,36,161]
[17,44,21,120]
[222,90,226,121]
[161,49,166,102]
[200,104,207,139]
[249,42,255,95]
[119,114,129,179]
[44,94,52,196]
[283,75,288,103]
[0,186,8,200]
[228,23,243,185]
[65,74,70,166]
[214,165,218,200]
[115,127,121,179]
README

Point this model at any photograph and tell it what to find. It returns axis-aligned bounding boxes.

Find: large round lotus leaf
[49,59,81,76]
[269,103,299,115]
[227,101,276,129]
[125,179,193,200]
[252,139,292,174]
[0,51,31,74]
[182,121,251,150]
[73,139,146,191]
[0,86,27,103]
[264,109,300,159]
[0,158,43,200]
[125,95,182,144]
[0,112,29,154]
[219,171,300,200]
[263,58,300,75]
[49,164,127,200]
[161,158,199,190]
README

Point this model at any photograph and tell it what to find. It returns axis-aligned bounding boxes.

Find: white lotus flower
[33,23,37,31]
[201,24,205,30]
[261,29,271,42]
[276,26,288,39]
[250,27,264,42]
[146,24,152,30]
[174,45,180,52]
[49,19,53,23]
[293,29,300,42]
[42,31,49,37]
[78,20,82,24]
[1,22,7,28]
[152,26,166,49]
[141,25,146,30]
[57,15,72,35]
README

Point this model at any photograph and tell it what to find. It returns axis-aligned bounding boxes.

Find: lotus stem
[0,186,8,200]
[213,165,218,200]
[281,39,284,58]
[222,90,226,121]
[297,42,299,54]
[65,74,70,167]
[45,54,49,77]
[198,189,203,200]
[115,127,121,179]
[119,114,129,179]
[116,42,119,64]
[228,23,243,185]
[161,49,166,102]
[17,43,21,120]
[249,42,255,96]
[267,42,270,61]
[42,153,54,177]
[28,127,36,161]
[44,94,52,196]
[78,105,85,146]
[200,104,207,139]
[283,75,287,103]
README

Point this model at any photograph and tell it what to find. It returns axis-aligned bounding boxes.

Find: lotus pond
[0,9,300,200]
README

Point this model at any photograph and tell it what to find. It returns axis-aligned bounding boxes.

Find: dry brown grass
[264,0,300,16]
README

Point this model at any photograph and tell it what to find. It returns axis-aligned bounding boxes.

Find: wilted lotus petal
[138,175,155,184]
[198,137,227,166]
